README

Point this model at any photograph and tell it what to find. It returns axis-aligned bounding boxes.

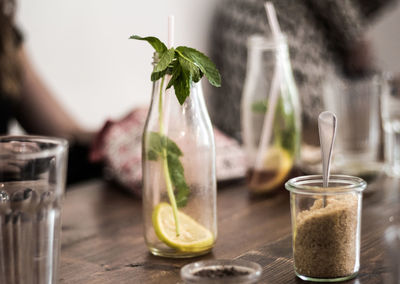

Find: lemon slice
[250,147,293,193]
[152,203,214,252]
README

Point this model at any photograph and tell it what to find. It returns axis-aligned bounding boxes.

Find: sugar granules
[294,195,359,278]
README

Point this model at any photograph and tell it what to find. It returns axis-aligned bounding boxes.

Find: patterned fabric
[90,108,246,195]
[208,0,388,142]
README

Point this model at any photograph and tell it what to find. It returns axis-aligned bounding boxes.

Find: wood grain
[59,176,400,283]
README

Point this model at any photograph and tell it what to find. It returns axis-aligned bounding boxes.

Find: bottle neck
[247,35,288,63]
[152,78,207,119]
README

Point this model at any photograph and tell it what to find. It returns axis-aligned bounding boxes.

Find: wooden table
[60,176,400,283]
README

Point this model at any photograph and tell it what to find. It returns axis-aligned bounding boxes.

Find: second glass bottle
[241,35,301,194]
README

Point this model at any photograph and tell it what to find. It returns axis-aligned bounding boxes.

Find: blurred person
[209,0,397,143]
[0,0,102,184]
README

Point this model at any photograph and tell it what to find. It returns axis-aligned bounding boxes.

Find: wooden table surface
[59,176,400,284]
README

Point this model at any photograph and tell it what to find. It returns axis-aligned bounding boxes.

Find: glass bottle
[241,35,301,194]
[142,56,217,258]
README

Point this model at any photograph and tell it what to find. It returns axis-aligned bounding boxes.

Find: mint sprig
[146,132,189,207]
[129,35,221,105]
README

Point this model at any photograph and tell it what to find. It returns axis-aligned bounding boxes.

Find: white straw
[168,15,174,48]
[254,64,281,170]
[264,2,282,38]
[164,15,174,134]
[157,15,175,203]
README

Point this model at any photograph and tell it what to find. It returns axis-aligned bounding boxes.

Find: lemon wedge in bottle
[249,147,293,193]
[152,203,214,252]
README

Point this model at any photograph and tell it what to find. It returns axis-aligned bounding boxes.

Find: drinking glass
[381,76,400,177]
[322,75,382,180]
[0,136,68,284]
[285,175,366,282]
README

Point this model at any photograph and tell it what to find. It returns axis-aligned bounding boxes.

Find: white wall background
[15,0,400,130]
[15,0,219,130]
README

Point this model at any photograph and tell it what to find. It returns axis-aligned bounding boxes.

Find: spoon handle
[318,111,337,188]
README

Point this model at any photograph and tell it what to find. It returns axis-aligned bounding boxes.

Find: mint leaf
[129,35,167,54]
[147,131,182,156]
[173,66,191,104]
[178,55,201,84]
[151,70,166,82]
[165,136,182,156]
[146,131,189,207]
[147,149,159,161]
[146,132,162,160]
[176,46,221,87]
[152,65,174,82]
[148,132,163,153]
[166,60,182,89]
[154,48,175,73]
[167,152,190,207]
[192,69,202,83]
[175,184,190,207]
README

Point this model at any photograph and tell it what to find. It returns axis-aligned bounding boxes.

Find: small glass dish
[180,259,262,284]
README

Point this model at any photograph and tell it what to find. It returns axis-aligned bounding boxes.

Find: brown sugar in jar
[286,175,366,282]
[294,196,358,278]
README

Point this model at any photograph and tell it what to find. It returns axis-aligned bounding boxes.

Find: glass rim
[180,259,262,283]
[0,135,68,159]
[285,175,367,195]
[247,34,287,50]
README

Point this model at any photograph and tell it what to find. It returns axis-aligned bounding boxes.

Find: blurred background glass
[308,74,383,181]
[323,75,381,166]
[381,75,400,177]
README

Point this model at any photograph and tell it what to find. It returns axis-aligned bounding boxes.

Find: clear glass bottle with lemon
[132,35,220,258]
[241,35,301,194]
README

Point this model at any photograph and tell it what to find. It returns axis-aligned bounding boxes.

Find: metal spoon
[318,111,337,205]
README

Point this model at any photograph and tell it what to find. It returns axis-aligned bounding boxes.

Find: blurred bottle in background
[241,35,301,194]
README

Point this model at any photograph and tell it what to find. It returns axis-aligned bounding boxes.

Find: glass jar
[285,175,367,282]
[142,59,217,258]
[241,35,301,194]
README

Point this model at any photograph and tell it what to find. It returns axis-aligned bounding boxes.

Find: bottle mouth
[247,34,287,50]
[285,175,367,195]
